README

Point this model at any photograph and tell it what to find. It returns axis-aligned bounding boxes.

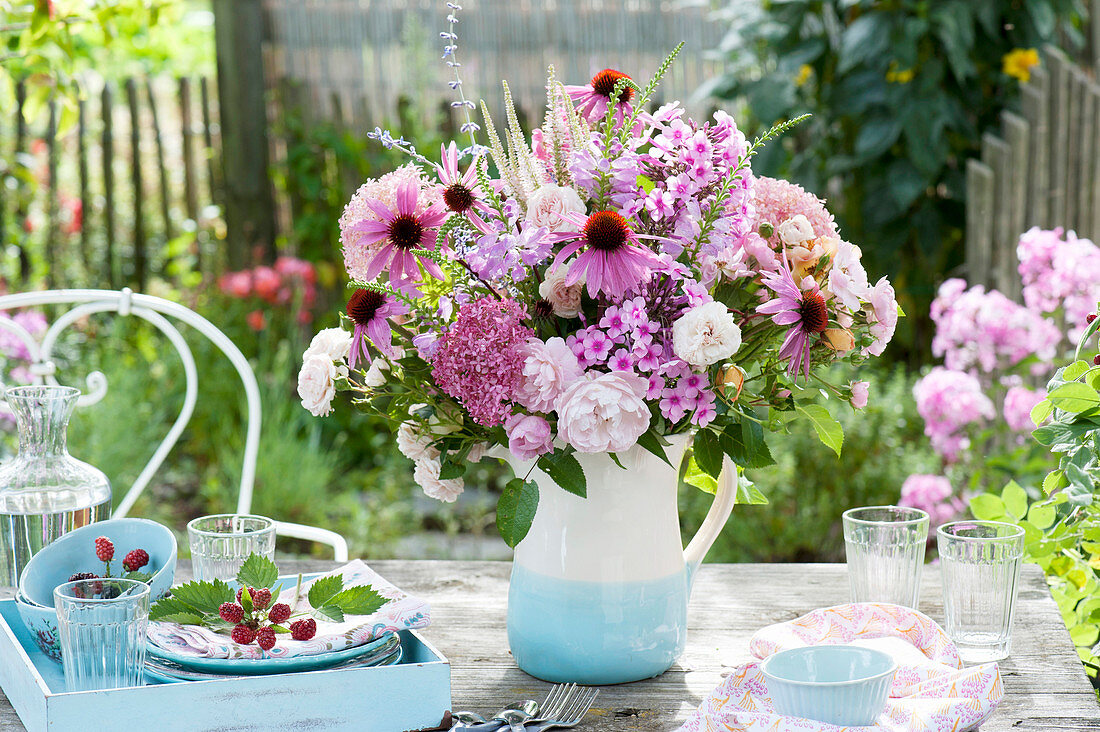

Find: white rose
[555,371,651,453]
[304,327,352,362]
[397,406,440,461]
[516,337,585,412]
[364,359,390,387]
[297,354,339,417]
[671,301,742,368]
[467,442,489,463]
[538,266,585,318]
[525,184,586,233]
[413,456,464,503]
[775,214,815,248]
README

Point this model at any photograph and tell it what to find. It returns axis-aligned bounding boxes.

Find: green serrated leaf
[307,574,345,610]
[683,454,718,494]
[1064,361,1091,382]
[165,580,235,617]
[537,449,587,498]
[152,611,206,625]
[328,585,387,616]
[314,604,345,623]
[497,478,539,548]
[636,430,673,467]
[1048,382,1100,413]
[438,458,467,480]
[240,586,253,614]
[721,419,776,469]
[237,553,280,590]
[734,470,769,505]
[693,430,724,479]
[149,596,204,622]
[796,404,843,457]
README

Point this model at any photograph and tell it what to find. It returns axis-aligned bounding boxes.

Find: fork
[451,683,581,730]
[521,687,599,731]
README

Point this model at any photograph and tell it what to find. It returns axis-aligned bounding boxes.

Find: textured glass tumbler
[187,514,275,581]
[937,521,1025,663]
[843,506,930,608]
[54,578,150,691]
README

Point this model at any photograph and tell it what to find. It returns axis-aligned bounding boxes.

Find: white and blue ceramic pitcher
[505,434,736,684]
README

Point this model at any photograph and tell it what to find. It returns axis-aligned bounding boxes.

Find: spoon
[451,711,489,727]
[490,700,540,731]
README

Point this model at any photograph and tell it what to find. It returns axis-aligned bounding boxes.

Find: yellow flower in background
[795,64,813,87]
[1003,48,1040,82]
[885,62,914,84]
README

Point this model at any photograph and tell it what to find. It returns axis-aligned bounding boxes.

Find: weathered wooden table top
[1,560,1097,730]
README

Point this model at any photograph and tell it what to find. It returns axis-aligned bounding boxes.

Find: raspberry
[236,587,244,605]
[255,626,277,651]
[122,549,150,572]
[68,572,99,583]
[219,602,245,624]
[250,588,272,611]
[290,618,317,641]
[94,536,114,562]
[231,624,256,645]
[268,603,291,624]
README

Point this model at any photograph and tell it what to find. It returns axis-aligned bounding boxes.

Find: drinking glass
[937,521,1025,663]
[187,514,276,581]
[54,578,150,691]
[843,506,930,608]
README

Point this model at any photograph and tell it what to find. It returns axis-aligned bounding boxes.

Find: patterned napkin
[147,559,430,659]
[678,603,1003,732]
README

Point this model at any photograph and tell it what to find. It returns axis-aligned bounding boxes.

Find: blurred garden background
[3,0,1100,680]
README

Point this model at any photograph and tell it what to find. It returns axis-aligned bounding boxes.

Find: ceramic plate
[144,642,403,683]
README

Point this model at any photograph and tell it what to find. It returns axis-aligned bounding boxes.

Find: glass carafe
[0,386,111,587]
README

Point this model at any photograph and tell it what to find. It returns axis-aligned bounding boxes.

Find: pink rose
[297,354,339,417]
[219,271,252,299]
[538,266,585,318]
[555,371,651,453]
[864,277,898,357]
[516,337,584,412]
[850,380,869,409]
[525,184,585,233]
[505,413,554,461]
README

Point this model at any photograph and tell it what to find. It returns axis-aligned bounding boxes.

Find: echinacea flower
[758,259,830,378]
[563,68,634,126]
[346,181,448,291]
[346,288,408,368]
[549,210,660,300]
[435,142,493,224]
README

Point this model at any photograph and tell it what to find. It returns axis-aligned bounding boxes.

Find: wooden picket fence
[966,46,1100,300]
[0,75,223,291]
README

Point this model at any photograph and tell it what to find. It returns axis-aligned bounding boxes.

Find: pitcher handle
[683,456,737,589]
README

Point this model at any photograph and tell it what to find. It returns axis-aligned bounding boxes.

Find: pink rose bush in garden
[297,46,899,544]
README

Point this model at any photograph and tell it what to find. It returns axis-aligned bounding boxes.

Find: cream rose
[555,371,651,453]
[397,406,439,462]
[525,184,586,233]
[304,327,352,362]
[775,214,815,247]
[538,266,585,318]
[671,301,742,368]
[516,337,585,412]
[413,456,464,503]
[297,354,339,417]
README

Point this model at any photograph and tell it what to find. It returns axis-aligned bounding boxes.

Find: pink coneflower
[346,181,448,291]
[757,259,830,378]
[549,210,659,300]
[435,142,492,219]
[564,68,634,126]
[346,288,408,368]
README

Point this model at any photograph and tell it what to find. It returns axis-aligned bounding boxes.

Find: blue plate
[144,641,403,683]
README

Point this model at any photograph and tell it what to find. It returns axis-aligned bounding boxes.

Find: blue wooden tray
[0,600,451,731]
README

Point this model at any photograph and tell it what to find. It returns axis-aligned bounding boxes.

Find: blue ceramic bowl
[15,591,63,662]
[761,645,896,726]
[18,518,177,607]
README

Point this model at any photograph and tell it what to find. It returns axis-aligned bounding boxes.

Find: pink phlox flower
[1003,385,1045,432]
[913,367,995,462]
[621,296,648,326]
[1018,226,1100,340]
[609,348,635,371]
[646,374,666,399]
[691,389,718,427]
[644,187,676,221]
[599,306,629,339]
[659,389,688,423]
[581,328,614,363]
[634,341,663,372]
[900,474,965,536]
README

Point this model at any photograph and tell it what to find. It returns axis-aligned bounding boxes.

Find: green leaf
[166,580,234,616]
[1030,399,1053,426]
[438,457,467,480]
[693,430,724,479]
[237,553,279,590]
[1048,382,1100,413]
[636,174,656,194]
[314,604,345,623]
[537,449,587,498]
[497,478,539,548]
[1029,503,1056,530]
[1043,470,1066,495]
[149,595,207,622]
[734,470,769,505]
[795,404,843,457]
[720,419,776,469]
[1063,361,1092,382]
[150,611,206,625]
[683,454,718,495]
[328,585,387,616]
[307,574,345,610]
[969,493,1006,521]
[1002,481,1029,520]
[239,586,253,614]
[636,430,673,467]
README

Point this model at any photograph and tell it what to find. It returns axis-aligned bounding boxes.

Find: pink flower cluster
[1003,385,1044,433]
[930,278,1059,373]
[218,257,318,329]
[431,298,535,427]
[912,367,995,462]
[1017,226,1100,340]
[899,474,964,536]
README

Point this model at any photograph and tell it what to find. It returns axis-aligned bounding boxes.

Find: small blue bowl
[18,518,176,607]
[15,591,63,662]
[761,645,896,726]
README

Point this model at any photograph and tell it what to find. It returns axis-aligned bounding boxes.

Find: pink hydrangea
[0,311,47,362]
[899,474,965,536]
[749,176,839,246]
[430,298,534,427]
[1017,226,1100,341]
[930,278,1060,372]
[913,367,995,461]
[1003,386,1044,433]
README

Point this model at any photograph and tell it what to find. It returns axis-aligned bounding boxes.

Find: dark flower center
[388,213,424,250]
[584,211,631,252]
[347,288,386,325]
[443,183,475,213]
[532,299,555,320]
[590,69,634,102]
[798,291,829,334]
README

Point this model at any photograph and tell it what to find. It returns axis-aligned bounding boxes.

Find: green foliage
[237,554,280,591]
[682,365,939,561]
[706,0,1086,360]
[496,478,539,548]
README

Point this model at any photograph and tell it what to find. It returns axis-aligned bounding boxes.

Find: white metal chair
[0,287,349,561]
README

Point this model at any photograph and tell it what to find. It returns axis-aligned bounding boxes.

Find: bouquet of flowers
[298,35,899,546]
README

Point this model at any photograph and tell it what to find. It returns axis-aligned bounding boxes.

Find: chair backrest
[0,288,261,518]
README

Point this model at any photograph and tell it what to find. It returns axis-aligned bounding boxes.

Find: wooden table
[2,561,1097,730]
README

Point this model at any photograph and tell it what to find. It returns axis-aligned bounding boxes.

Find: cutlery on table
[450,683,585,730]
[521,687,599,731]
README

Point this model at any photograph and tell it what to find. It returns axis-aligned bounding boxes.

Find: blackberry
[68,572,99,583]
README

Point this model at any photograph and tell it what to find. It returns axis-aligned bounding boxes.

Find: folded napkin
[678,603,1003,732]
[147,559,430,659]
